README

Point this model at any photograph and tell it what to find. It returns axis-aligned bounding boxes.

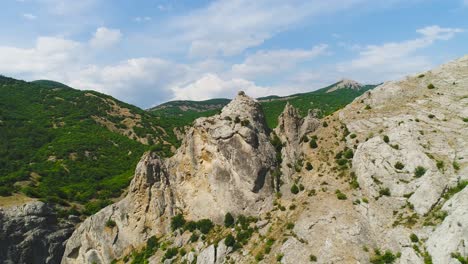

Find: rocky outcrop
[62,92,277,263]
[275,103,320,180]
[0,202,74,264]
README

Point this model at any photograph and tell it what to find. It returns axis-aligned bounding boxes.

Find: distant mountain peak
[326,78,363,93]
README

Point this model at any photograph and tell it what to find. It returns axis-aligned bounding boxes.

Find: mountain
[0,76,177,216]
[149,81,377,129]
[61,56,467,264]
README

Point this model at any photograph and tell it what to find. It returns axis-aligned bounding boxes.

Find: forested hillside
[0,76,176,215]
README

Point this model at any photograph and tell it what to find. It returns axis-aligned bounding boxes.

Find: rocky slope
[61,56,467,264]
[0,202,74,264]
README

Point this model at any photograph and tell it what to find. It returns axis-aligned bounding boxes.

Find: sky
[1,0,467,108]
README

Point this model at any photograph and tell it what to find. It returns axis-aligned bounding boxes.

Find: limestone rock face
[0,201,74,264]
[168,91,276,221]
[62,153,174,264]
[62,92,277,263]
[275,103,320,180]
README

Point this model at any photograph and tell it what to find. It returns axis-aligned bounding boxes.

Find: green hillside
[150,82,376,128]
[0,76,176,215]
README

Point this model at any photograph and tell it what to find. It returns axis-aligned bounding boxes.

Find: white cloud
[168,0,364,57]
[89,27,122,48]
[22,13,37,20]
[338,25,464,82]
[0,37,82,76]
[171,74,271,100]
[231,44,328,78]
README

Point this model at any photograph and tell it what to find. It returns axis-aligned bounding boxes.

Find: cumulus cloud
[169,0,364,57]
[337,25,464,82]
[89,27,122,48]
[170,73,302,101]
[0,37,82,76]
[231,44,328,78]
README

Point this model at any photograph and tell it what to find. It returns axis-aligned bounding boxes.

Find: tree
[171,214,186,231]
[290,184,299,194]
[224,212,235,227]
[225,234,235,247]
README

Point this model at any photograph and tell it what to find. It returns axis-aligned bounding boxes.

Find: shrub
[410,233,419,243]
[234,116,241,123]
[370,250,398,264]
[414,166,426,178]
[105,219,116,228]
[301,135,309,142]
[379,188,391,196]
[286,222,295,229]
[224,212,235,227]
[184,221,197,232]
[310,254,317,262]
[189,233,199,242]
[418,74,425,78]
[276,254,284,261]
[336,190,347,200]
[196,219,214,234]
[291,184,299,194]
[428,114,435,119]
[344,149,354,159]
[322,121,328,127]
[365,105,372,110]
[224,234,235,247]
[240,119,250,126]
[309,139,318,149]
[394,162,405,170]
[436,160,444,171]
[427,83,435,89]
[450,252,468,264]
[305,162,313,171]
[171,214,186,231]
[163,247,178,260]
[383,135,389,143]
[337,159,348,166]
[350,133,357,139]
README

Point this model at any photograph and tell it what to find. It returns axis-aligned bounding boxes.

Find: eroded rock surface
[0,201,73,264]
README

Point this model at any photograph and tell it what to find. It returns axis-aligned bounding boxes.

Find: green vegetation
[436,160,444,171]
[410,233,419,243]
[379,188,391,197]
[0,76,177,213]
[105,219,116,228]
[309,254,317,262]
[163,247,178,260]
[383,135,390,143]
[443,180,467,200]
[291,184,299,194]
[224,212,235,227]
[370,250,399,264]
[451,252,468,264]
[309,138,318,149]
[394,162,405,170]
[305,162,313,171]
[427,83,435,89]
[335,190,347,200]
[224,234,235,247]
[171,214,186,231]
[414,166,427,178]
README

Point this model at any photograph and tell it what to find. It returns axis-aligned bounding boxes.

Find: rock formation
[0,202,74,264]
[62,92,277,264]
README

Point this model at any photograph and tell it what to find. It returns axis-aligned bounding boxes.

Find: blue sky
[1,0,467,108]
